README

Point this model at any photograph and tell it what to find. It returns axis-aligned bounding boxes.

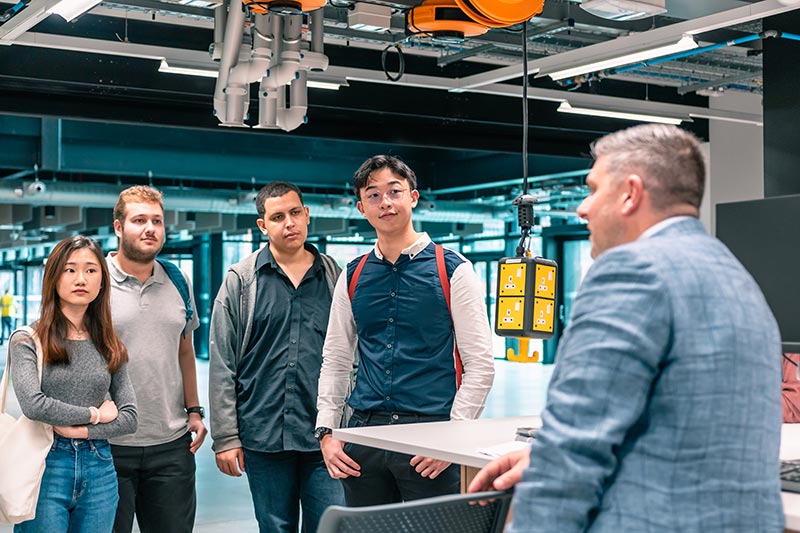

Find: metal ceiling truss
[2,0,791,99]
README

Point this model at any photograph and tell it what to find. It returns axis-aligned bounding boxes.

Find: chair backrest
[316,490,513,533]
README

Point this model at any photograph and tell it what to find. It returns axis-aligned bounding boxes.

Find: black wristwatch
[186,406,205,419]
[314,427,332,441]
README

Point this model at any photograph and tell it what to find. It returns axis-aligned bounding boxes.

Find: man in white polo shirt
[107,185,206,533]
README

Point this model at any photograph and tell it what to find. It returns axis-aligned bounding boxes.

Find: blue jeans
[243,449,344,533]
[15,436,119,533]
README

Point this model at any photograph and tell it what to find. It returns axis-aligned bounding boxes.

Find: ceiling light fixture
[0,2,51,43]
[158,59,218,78]
[557,102,686,125]
[541,34,698,81]
[158,59,347,90]
[0,0,101,43]
[47,0,102,22]
[307,74,349,90]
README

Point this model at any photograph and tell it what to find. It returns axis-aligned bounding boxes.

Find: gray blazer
[511,217,783,532]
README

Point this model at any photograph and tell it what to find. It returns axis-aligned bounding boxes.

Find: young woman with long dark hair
[10,235,137,532]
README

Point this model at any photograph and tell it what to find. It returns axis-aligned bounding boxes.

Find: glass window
[25,264,44,324]
[325,243,374,268]
[561,239,593,330]
[222,241,259,270]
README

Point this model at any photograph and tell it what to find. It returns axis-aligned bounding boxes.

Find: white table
[334,415,539,492]
[336,417,800,529]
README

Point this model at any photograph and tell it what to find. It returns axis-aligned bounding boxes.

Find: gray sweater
[10,330,138,440]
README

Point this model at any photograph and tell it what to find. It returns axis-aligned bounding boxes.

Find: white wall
[703,91,764,235]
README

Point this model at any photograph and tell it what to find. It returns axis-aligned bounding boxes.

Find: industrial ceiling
[0,0,794,249]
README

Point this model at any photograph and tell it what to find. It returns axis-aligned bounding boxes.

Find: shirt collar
[372,232,431,261]
[256,242,323,273]
[106,251,165,284]
[639,215,695,240]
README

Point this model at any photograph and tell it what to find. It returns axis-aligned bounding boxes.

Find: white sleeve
[449,261,495,420]
[316,270,358,429]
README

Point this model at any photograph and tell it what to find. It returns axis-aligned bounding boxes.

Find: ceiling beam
[4,31,762,126]
[453,0,800,90]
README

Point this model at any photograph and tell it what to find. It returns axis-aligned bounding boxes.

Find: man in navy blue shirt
[316,155,495,506]
[209,181,344,532]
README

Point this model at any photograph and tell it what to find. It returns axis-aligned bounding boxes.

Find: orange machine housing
[242,0,325,15]
[408,0,490,39]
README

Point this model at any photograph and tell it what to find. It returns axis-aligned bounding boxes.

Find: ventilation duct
[0,180,504,224]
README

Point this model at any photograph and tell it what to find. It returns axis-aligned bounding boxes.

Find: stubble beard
[120,235,162,264]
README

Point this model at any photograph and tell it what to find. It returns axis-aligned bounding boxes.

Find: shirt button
[392,267,398,272]
[390,292,396,297]
[289,362,295,368]
[386,343,392,349]
[288,386,294,392]
[392,414,399,420]
[385,396,390,401]
[385,370,391,375]
[290,339,297,344]
[388,318,394,323]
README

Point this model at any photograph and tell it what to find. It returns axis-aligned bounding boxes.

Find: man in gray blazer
[470,124,784,532]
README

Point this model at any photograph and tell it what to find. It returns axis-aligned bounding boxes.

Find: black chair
[316,490,513,533]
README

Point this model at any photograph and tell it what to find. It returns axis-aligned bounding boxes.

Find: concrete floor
[1,344,553,532]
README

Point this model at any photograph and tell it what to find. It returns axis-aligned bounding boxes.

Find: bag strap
[1,325,43,415]
[156,258,193,338]
[156,258,193,322]
[434,245,463,389]
[348,253,370,302]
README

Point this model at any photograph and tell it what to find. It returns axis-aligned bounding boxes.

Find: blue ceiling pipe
[561,29,794,88]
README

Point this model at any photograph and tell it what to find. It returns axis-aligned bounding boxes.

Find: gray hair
[590,124,706,211]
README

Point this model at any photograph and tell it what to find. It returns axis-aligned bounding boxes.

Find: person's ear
[356,201,366,216]
[410,189,419,208]
[621,174,645,215]
[255,218,268,235]
[113,219,122,238]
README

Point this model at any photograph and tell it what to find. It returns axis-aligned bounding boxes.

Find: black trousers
[111,432,196,533]
[341,410,460,507]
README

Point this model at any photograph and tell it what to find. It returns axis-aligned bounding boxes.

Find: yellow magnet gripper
[495,256,557,339]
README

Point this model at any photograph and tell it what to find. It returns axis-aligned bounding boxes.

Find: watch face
[315,427,331,440]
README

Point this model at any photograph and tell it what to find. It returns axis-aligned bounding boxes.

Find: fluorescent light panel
[48,0,102,22]
[159,59,218,78]
[307,80,343,90]
[545,35,698,81]
[158,60,346,90]
[557,102,685,125]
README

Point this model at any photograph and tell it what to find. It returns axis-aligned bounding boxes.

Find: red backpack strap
[348,253,370,302]
[435,245,463,389]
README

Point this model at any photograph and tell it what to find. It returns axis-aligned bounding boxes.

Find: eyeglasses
[362,188,409,206]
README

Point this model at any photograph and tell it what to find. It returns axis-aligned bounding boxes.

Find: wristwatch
[314,427,332,441]
[186,406,205,419]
